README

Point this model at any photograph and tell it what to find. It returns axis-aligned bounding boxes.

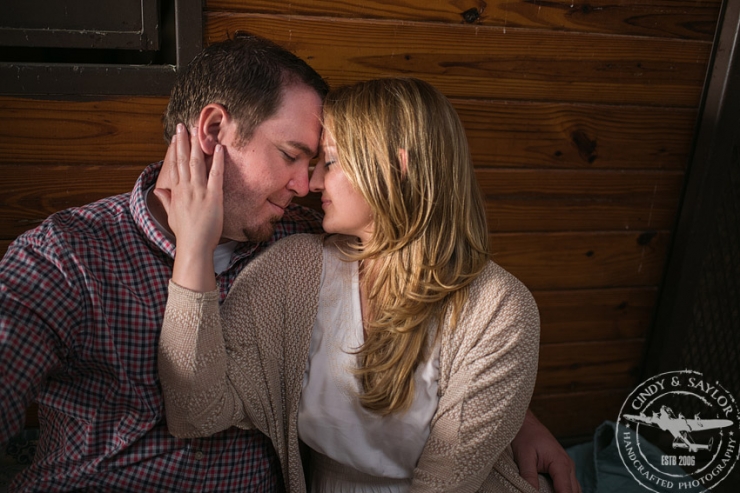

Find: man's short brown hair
[163,34,328,145]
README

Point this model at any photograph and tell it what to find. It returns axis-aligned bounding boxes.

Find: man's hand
[511,409,581,493]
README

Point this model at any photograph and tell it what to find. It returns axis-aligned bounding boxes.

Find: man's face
[220,84,323,242]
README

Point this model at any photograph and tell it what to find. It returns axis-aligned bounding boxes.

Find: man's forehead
[257,84,324,155]
[260,113,321,155]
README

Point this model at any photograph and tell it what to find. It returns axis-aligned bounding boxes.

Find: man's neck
[145,187,172,235]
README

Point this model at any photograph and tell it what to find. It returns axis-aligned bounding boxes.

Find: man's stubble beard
[221,177,282,243]
[241,214,281,243]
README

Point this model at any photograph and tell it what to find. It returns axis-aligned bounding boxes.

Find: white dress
[298,244,440,492]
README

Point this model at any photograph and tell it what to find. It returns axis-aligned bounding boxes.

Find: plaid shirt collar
[130,161,176,259]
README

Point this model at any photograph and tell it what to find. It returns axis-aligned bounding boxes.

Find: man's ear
[196,104,231,156]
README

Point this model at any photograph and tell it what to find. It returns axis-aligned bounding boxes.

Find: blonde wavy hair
[323,78,490,415]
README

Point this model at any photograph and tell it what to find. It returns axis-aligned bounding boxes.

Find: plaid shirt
[0,162,324,492]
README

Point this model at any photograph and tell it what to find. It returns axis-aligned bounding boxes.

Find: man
[0,35,578,492]
[1,35,325,492]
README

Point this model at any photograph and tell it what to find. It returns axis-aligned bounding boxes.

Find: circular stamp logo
[616,370,739,492]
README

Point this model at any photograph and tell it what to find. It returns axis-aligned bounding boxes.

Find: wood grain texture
[0,96,168,165]
[478,169,684,232]
[533,287,657,344]
[207,0,721,40]
[0,165,681,238]
[490,231,670,289]
[535,339,644,393]
[530,388,629,438]
[204,12,711,106]
[2,96,698,171]
[0,165,144,238]
[454,100,697,170]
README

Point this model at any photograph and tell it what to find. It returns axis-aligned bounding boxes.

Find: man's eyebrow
[286,141,316,157]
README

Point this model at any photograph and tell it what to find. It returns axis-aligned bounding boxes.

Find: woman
[157,78,541,492]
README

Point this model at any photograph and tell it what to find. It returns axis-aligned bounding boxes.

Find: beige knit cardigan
[159,234,542,493]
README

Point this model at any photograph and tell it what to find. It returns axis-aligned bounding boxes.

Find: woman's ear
[196,104,230,156]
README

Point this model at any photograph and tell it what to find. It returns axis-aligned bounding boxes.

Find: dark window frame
[1,1,161,51]
[0,0,202,96]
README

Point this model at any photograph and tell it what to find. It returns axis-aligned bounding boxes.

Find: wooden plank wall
[0,0,723,440]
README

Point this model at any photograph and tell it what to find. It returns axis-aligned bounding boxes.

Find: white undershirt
[297,242,440,484]
[211,241,238,275]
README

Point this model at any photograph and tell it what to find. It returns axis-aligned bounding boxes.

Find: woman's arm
[155,123,322,435]
[155,127,252,436]
[158,234,323,440]
[412,263,541,492]
[158,281,255,437]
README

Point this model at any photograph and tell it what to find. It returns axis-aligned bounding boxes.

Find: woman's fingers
[172,123,210,188]
[207,144,224,200]
[176,123,191,183]
[162,134,179,185]
[161,124,223,250]
[189,129,208,187]
[152,188,172,216]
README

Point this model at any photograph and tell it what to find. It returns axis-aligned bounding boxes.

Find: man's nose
[288,168,310,197]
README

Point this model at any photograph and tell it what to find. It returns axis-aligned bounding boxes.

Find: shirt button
[194,450,204,460]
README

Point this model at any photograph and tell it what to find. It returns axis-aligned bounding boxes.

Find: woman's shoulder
[473,260,535,304]
[458,260,540,338]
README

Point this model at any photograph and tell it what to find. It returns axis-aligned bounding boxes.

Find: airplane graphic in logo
[623,405,734,453]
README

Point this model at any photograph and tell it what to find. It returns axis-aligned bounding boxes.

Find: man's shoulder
[36,161,159,241]
[10,193,134,254]
[275,203,324,235]
[43,193,129,229]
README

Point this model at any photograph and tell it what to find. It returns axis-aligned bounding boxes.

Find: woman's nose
[309,164,325,193]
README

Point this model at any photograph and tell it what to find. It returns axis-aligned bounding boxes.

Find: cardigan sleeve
[158,281,248,437]
[158,234,323,441]
[411,262,540,493]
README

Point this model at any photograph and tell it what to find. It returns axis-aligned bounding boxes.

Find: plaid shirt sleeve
[0,176,321,491]
[0,222,82,445]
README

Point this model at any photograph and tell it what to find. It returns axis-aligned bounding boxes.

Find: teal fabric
[566,421,687,493]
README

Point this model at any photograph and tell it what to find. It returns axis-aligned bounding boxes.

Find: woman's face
[309,129,374,243]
